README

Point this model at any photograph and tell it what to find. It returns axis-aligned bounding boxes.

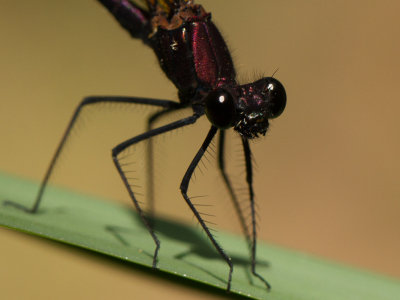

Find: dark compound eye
[204,89,236,129]
[263,77,286,119]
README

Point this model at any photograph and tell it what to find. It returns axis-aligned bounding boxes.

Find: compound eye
[204,89,236,129]
[264,77,286,118]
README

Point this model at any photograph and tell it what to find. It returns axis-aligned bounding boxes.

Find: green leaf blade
[1,172,399,299]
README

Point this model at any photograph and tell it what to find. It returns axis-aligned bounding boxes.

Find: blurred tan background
[1,0,399,299]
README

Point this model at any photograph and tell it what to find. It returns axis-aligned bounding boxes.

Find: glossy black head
[204,77,286,138]
[233,77,286,139]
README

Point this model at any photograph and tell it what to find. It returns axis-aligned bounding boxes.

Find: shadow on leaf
[105,208,269,286]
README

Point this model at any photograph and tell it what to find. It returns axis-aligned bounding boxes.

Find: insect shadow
[105,209,269,286]
[2,198,67,215]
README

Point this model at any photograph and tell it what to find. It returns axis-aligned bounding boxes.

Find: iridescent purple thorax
[147,1,237,104]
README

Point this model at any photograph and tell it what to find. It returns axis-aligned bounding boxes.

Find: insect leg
[4,96,178,213]
[180,126,234,291]
[218,130,251,247]
[242,137,271,290]
[112,113,200,268]
[145,107,185,221]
